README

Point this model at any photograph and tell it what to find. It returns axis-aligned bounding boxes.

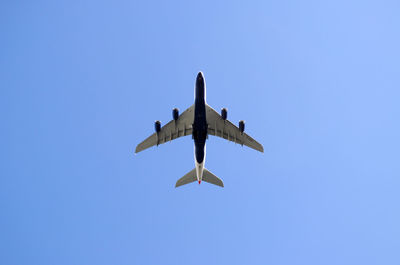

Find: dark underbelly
[193,100,207,163]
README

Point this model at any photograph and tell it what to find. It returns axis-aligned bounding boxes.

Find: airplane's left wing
[206,104,264,153]
[135,104,194,153]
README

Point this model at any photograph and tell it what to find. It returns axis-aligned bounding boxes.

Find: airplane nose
[197,72,203,80]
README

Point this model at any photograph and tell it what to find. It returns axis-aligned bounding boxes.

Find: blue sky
[1,0,400,264]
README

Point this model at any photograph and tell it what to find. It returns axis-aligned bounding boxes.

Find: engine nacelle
[154,120,161,133]
[239,120,245,133]
[172,108,179,121]
[221,108,227,120]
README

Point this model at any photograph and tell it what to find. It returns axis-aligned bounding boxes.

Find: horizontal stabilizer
[203,168,224,187]
[175,168,197,188]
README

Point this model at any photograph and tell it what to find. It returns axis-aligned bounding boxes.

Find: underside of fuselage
[193,72,207,182]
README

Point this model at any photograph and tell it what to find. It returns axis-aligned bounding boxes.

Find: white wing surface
[206,104,264,153]
[135,105,194,153]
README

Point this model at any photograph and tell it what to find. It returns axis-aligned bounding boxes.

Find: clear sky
[1,0,400,264]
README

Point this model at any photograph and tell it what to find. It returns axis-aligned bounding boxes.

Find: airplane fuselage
[193,72,207,183]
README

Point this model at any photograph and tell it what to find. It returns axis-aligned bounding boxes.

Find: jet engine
[154,120,161,133]
[239,120,245,133]
[172,108,179,121]
[221,108,227,120]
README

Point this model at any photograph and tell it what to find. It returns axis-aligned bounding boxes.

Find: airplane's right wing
[206,104,264,153]
[135,104,194,153]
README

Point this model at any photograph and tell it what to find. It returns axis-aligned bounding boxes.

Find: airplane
[135,72,264,188]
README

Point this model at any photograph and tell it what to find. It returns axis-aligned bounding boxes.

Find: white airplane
[135,72,264,188]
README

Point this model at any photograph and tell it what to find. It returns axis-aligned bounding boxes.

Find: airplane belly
[194,144,206,183]
[195,160,204,183]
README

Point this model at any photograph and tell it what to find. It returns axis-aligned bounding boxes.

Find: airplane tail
[175,168,224,188]
[175,168,197,187]
[203,168,224,187]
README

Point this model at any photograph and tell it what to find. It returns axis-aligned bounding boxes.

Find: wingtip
[259,145,264,153]
[135,145,141,154]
